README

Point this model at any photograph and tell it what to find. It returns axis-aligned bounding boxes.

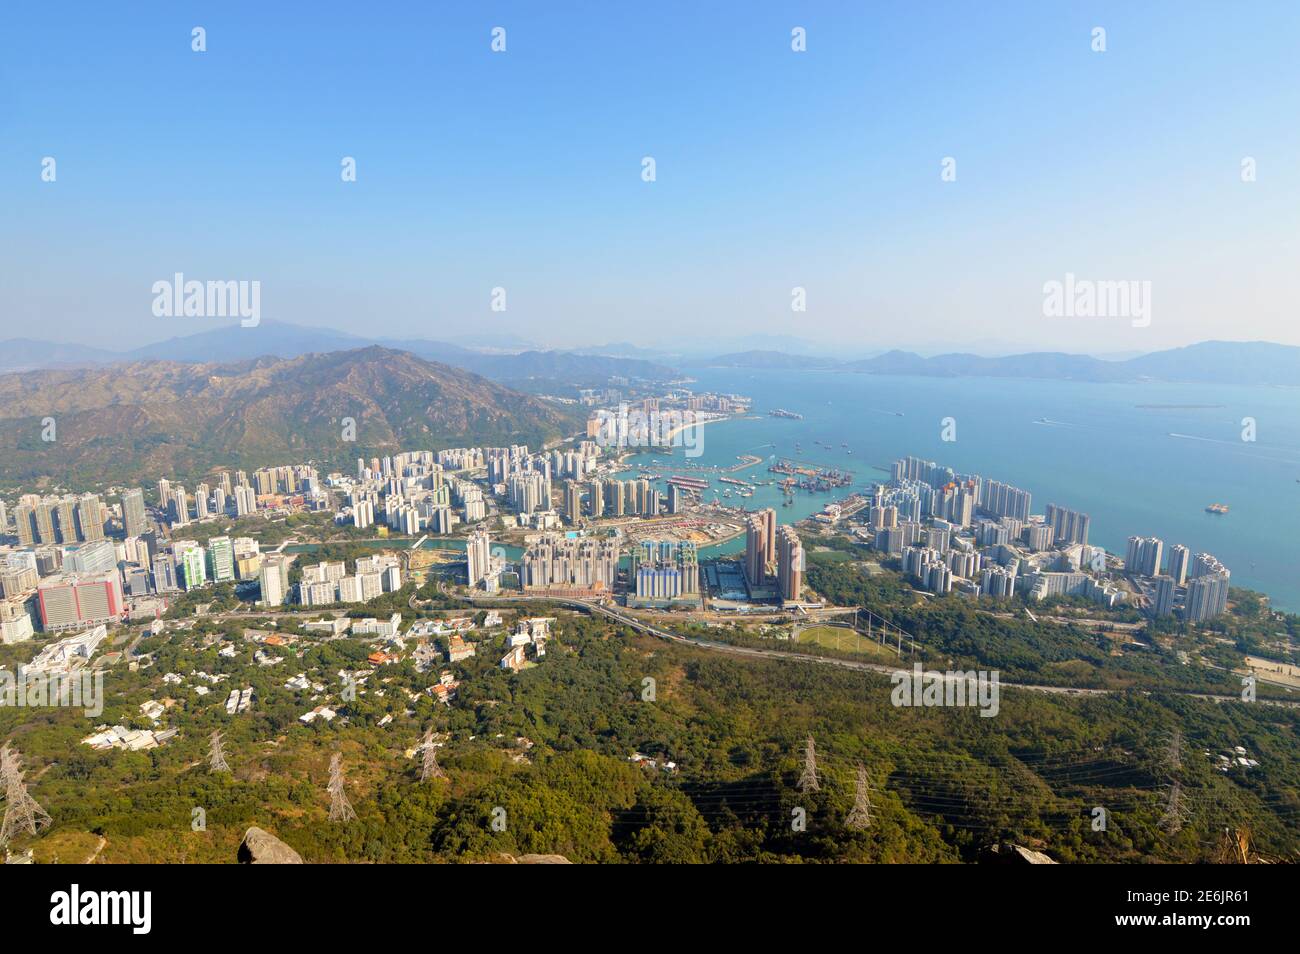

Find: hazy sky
[4,1,1299,354]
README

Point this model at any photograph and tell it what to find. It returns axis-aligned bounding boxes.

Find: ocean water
[623,369,1300,612]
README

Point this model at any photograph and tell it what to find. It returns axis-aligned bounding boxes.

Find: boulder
[238,827,304,864]
[978,843,1057,864]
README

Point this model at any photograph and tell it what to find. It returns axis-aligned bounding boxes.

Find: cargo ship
[769,408,804,420]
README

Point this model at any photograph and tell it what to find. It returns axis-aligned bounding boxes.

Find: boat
[1205,503,1229,514]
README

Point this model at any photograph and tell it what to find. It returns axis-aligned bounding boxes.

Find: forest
[4,606,1297,864]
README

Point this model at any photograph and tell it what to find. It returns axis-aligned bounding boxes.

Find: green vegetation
[803,549,1295,699]
[4,604,1297,864]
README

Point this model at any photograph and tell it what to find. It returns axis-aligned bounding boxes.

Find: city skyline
[1,2,1296,881]
[5,2,1300,353]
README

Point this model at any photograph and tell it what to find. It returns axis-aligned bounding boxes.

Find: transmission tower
[327,753,356,822]
[0,744,52,847]
[419,729,446,782]
[208,730,230,773]
[845,764,873,830]
[1162,729,1183,776]
[1158,780,1188,834]
[796,735,819,793]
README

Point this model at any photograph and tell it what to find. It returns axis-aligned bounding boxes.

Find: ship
[1205,503,1230,514]
[769,408,804,420]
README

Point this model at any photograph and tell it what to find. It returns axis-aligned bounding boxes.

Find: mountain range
[0,321,678,390]
[697,340,1300,386]
[0,348,583,486]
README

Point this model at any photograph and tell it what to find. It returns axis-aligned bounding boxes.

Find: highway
[445,588,1300,707]
[199,577,1297,709]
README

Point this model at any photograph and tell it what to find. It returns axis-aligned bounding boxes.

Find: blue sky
[3,1,1298,353]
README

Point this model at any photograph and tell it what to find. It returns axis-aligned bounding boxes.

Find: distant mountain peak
[0,347,582,485]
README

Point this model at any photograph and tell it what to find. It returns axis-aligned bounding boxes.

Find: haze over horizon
[5,2,1299,353]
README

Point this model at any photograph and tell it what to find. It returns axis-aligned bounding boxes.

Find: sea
[619,369,1300,613]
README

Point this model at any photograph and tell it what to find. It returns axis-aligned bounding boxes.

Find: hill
[0,321,680,390]
[0,347,583,485]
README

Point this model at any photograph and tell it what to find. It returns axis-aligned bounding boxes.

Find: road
[446,588,1299,707]
[203,577,1295,709]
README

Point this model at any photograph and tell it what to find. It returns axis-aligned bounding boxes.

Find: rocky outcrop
[238,827,304,864]
[978,843,1057,864]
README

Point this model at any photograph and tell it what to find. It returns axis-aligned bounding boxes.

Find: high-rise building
[35,499,58,544]
[178,545,206,590]
[467,528,492,588]
[1125,536,1164,578]
[520,534,618,591]
[121,488,148,538]
[234,485,256,517]
[1153,575,1176,617]
[170,487,190,526]
[631,541,699,601]
[76,494,104,541]
[980,479,1032,523]
[980,565,1017,598]
[776,526,803,602]
[744,508,777,586]
[1045,504,1090,546]
[563,481,584,524]
[208,536,235,583]
[259,560,284,607]
[13,502,36,545]
[1184,553,1230,622]
[152,554,179,593]
[1167,545,1191,587]
[55,497,77,543]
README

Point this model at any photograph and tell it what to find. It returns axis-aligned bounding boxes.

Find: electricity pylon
[797,735,819,793]
[1162,729,1183,776]
[0,744,52,846]
[327,753,356,822]
[845,764,874,830]
[1158,780,1188,834]
[208,730,230,773]
[419,729,446,782]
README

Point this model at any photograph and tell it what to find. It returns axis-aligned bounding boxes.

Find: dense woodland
[3,595,1297,863]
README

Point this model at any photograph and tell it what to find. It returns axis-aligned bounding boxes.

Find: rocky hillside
[0,347,583,486]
